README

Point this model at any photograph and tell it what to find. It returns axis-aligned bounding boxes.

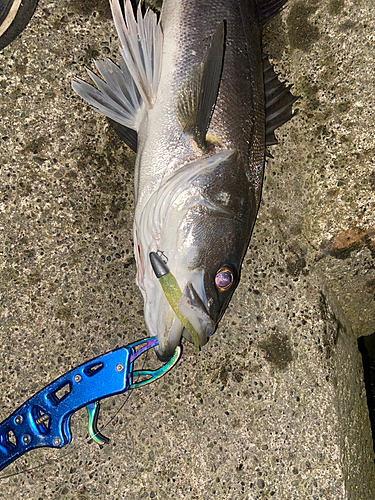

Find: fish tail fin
[72,0,162,146]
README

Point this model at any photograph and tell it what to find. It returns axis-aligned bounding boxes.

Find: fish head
[135,150,260,360]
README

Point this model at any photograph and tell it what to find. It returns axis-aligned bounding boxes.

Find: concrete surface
[0,0,374,498]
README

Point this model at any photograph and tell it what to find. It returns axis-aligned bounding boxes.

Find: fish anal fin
[264,55,298,143]
[265,132,278,147]
[176,21,226,149]
[111,0,162,109]
[72,0,162,133]
[108,118,138,153]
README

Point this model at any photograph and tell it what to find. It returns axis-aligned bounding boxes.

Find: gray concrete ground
[1,0,375,498]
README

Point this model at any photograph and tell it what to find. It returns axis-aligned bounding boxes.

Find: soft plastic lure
[149,252,200,352]
[0,337,180,472]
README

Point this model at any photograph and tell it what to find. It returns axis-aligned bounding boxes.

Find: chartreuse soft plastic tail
[149,252,200,352]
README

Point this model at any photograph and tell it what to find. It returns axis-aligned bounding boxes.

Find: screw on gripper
[35,414,49,426]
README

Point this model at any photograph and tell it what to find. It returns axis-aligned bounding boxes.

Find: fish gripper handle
[0,337,180,472]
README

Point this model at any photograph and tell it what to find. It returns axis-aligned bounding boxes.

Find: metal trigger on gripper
[85,338,181,445]
[87,402,109,445]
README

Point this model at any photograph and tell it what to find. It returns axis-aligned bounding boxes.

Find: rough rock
[0,0,374,498]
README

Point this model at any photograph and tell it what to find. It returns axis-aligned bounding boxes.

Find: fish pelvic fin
[71,0,163,150]
[263,55,298,147]
[176,21,226,150]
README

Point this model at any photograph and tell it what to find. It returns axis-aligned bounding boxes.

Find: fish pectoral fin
[176,21,226,149]
[72,0,163,149]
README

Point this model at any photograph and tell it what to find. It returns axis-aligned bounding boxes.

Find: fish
[72,0,296,360]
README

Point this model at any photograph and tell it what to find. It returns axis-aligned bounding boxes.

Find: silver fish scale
[161,0,265,194]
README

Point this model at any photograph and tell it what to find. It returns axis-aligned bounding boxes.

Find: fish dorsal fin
[176,21,225,149]
[71,0,162,152]
[255,0,288,27]
[263,55,298,146]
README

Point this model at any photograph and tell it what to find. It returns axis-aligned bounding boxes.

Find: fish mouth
[155,281,215,361]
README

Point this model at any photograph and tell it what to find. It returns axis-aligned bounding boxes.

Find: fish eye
[215,266,234,291]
